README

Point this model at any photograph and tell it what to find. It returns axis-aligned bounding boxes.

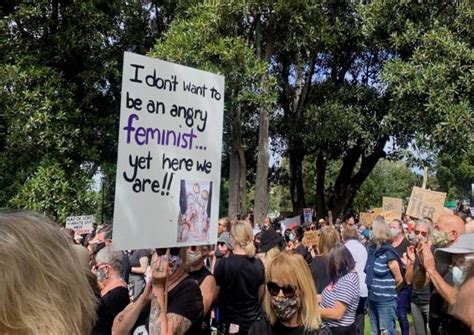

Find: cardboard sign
[380,210,398,221]
[406,187,447,222]
[66,215,95,235]
[383,197,403,219]
[303,230,320,247]
[359,212,377,227]
[112,52,224,250]
[373,208,384,216]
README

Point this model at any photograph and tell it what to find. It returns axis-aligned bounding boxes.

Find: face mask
[270,295,301,321]
[288,233,295,242]
[432,230,451,247]
[96,267,108,282]
[453,266,467,287]
[390,228,400,237]
[186,249,202,266]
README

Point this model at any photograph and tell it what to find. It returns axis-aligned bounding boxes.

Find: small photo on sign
[177,180,213,243]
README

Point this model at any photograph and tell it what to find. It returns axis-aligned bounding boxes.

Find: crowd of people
[1,210,474,335]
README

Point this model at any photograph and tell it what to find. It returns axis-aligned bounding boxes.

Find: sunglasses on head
[266,281,297,298]
[155,247,180,256]
[414,230,428,237]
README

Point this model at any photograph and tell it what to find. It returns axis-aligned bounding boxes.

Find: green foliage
[9,159,97,223]
[436,145,474,200]
[352,160,418,212]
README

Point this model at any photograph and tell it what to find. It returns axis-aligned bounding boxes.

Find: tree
[0,1,180,218]
[148,2,276,220]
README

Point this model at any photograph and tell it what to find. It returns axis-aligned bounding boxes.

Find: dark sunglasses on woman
[267,281,297,298]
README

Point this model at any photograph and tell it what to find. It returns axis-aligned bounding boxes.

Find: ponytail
[243,242,256,258]
[231,220,255,258]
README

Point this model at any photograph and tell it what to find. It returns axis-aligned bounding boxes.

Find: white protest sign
[113,52,224,250]
[280,215,301,231]
[65,215,95,235]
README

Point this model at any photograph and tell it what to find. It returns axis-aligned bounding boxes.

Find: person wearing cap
[413,214,467,335]
[431,233,474,334]
[211,231,233,273]
[257,229,285,269]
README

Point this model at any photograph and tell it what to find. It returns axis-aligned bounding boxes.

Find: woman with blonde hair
[311,226,341,293]
[0,211,97,335]
[365,218,403,335]
[215,220,265,334]
[249,252,331,335]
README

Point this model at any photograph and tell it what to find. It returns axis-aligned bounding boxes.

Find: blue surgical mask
[453,266,467,287]
[289,233,295,242]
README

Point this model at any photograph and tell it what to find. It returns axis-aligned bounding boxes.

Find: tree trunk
[253,23,274,228]
[228,105,246,219]
[315,151,327,219]
[329,136,388,220]
[289,147,305,215]
[254,85,270,227]
[228,149,240,219]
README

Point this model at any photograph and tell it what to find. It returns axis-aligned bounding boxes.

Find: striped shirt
[321,272,360,327]
[368,249,398,302]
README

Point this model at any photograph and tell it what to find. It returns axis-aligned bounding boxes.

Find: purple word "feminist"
[123,113,197,149]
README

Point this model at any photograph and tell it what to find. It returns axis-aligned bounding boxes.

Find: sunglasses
[266,281,297,298]
[414,230,428,237]
[155,247,180,256]
[217,242,226,247]
[310,226,317,231]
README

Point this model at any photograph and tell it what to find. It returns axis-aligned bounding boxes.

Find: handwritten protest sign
[66,215,95,235]
[383,197,403,219]
[406,187,447,222]
[303,231,320,247]
[359,212,377,227]
[303,208,313,223]
[113,52,224,250]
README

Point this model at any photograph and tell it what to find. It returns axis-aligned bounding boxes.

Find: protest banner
[359,212,377,227]
[303,230,320,247]
[280,215,301,231]
[406,186,447,222]
[66,215,95,235]
[383,197,403,219]
[112,52,224,250]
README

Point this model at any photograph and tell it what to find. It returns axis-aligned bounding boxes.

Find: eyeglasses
[266,281,297,298]
[414,230,428,237]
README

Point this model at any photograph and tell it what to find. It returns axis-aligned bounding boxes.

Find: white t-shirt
[345,239,368,297]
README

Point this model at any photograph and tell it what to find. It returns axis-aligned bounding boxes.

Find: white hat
[435,233,474,265]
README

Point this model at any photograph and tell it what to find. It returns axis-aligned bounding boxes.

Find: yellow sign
[406,187,447,222]
[383,197,403,219]
[359,212,377,227]
[303,231,320,247]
